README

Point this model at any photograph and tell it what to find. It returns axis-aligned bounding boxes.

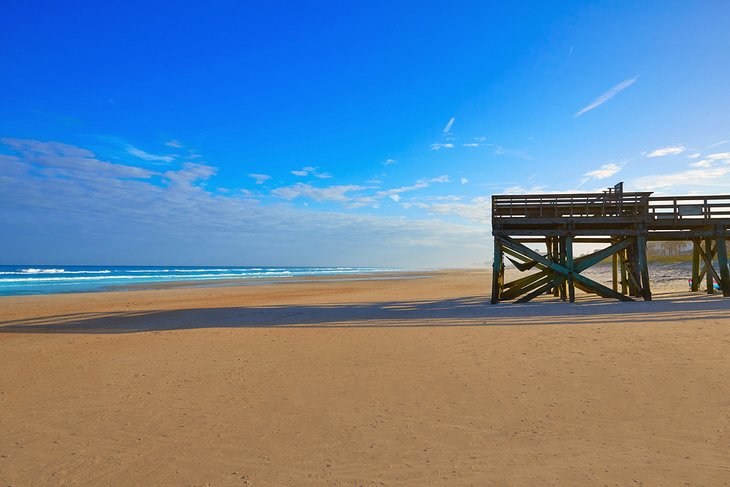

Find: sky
[1,1,730,267]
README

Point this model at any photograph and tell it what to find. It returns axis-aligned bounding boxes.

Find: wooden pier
[491,183,730,303]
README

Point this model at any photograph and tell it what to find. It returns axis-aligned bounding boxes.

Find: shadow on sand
[2,292,730,334]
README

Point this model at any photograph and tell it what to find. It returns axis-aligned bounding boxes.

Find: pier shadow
[2,292,730,334]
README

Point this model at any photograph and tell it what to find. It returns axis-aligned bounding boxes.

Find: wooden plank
[703,239,716,294]
[515,276,565,304]
[491,241,503,304]
[566,236,575,303]
[496,236,633,302]
[691,239,700,292]
[716,227,730,297]
[503,273,555,301]
[637,233,651,301]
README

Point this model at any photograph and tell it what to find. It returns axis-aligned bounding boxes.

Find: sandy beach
[1,270,730,486]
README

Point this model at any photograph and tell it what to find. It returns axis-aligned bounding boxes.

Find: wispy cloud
[442,117,455,134]
[382,158,396,166]
[430,143,454,151]
[585,161,626,179]
[248,173,271,184]
[705,140,729,150]
[291,166,332,178]
[646,145,685,158]
[460,177,469,184]
[462,143,479,148]
[127,145,175,163]
[575,76,639,117]
[0,138,489,267]
[165,140,183,148]
[634,167,730,190]
[690,152,730,168]
[687,153,702,159]
[272,183,365,202]
[407,196,492,224]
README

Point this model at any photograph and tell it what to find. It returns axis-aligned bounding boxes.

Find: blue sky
[1,1,729,267]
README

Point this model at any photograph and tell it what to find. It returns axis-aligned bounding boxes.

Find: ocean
[0,265,396,296]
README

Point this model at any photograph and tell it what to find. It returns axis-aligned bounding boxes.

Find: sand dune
[1,270,729,485]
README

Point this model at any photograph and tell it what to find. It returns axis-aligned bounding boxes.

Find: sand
[1,270,729,486]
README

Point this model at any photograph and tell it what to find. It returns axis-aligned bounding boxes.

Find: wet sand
[1,270,729,485]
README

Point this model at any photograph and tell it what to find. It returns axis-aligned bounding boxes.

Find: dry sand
[1,270,729,486]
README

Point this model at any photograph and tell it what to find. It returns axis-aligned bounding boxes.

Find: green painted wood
[715,226,730,297]
[612,246,618,292]
[516,276,566,303]
[504,273,556,301]
[496,236,633,302]
[503,269,548,290]
[691,239,700,292]
[697,240,722,291]
[574,238,632,273]
[620,249,628,295]
[491,241,503,304]
[637,233,651,301]
[706,238,714,294]
[566,235,575,302]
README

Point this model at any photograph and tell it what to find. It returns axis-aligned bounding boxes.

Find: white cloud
[646,145,686,158]
[291,166,331,178]
[389,194,401,202]
[442,117,455,134]
[584,162,624,179]
[690,159,712,168]
[249,173,271,184]
[0,139,490,267]
[634,167,730,190]
[382,158,396,166]
[409,196,492,224]
[126,145,175,163]
[430,143,454,150]
[575,76,639,117]
[165,140,183,148]
[707,152,730,161]
[687,153,702,159]
[272,183,366,202]
[461,177,469,184]
[462,143,479,148]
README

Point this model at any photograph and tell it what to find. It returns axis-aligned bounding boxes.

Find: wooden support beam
[496,236,633,302]
[691,239,700,292]
[637,233,652,301]
[612,239,618,292]
[501,270,550,300]
[697,239,721,293]
[506,273,558,302]
[620,248,628,295]
[516,275,566,304]
[566,236,575,302]
[700,238,719,294]
[716,226,730,297]
[491,241,503,304]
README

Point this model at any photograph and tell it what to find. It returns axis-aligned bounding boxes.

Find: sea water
[0,265,396,296]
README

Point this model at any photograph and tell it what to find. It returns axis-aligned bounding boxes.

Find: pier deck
[491,184,730,303]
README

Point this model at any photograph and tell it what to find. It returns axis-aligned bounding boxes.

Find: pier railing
[492,192,651,220]
[648,195,730,224]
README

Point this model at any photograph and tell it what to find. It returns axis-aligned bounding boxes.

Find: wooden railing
[492,192,652,220]
[648,195,730,223]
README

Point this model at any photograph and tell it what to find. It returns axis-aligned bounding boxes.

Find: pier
[491,183,730,303]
